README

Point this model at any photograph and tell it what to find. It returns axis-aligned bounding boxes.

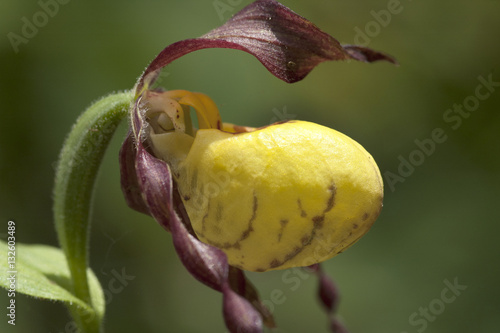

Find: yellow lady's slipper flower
[146,90,383,272]
[119,0,396,331]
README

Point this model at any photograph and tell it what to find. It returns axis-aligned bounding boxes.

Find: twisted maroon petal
[136,0,396,92]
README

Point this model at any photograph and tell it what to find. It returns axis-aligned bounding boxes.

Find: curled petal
[137,0,396,92]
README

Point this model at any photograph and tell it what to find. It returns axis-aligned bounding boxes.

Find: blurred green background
[1,0,499,332]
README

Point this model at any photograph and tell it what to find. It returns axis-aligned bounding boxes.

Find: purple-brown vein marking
[266,182,337,270]
[198,192,258,250]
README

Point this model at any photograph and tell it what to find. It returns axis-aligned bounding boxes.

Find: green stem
[53,91,133,332]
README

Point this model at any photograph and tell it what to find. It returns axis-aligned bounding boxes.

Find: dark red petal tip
[223,283,264,333]
[343,45,399,65]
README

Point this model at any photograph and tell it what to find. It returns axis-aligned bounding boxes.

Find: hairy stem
[53,91,133,332]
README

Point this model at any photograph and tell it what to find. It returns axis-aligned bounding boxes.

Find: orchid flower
[117,0,396,332]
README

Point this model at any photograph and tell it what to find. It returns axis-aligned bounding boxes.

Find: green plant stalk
[53,91,133,332]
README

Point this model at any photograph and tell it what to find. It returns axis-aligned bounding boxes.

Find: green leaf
[0,240,105,324]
